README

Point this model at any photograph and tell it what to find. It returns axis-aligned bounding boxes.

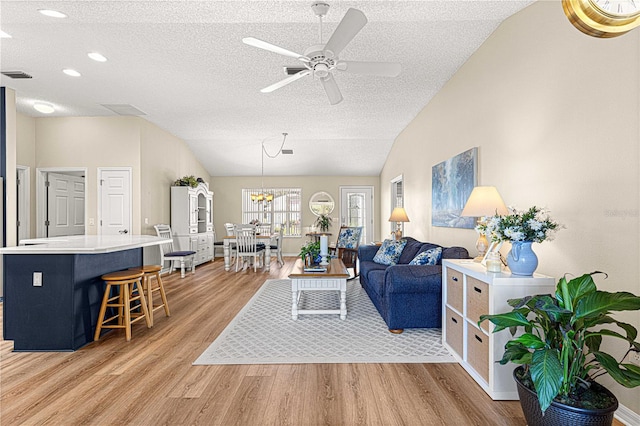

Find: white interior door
[99,168,132,235]
[46,172,86,237]
[340,186,374,244]
[16,166,30,243]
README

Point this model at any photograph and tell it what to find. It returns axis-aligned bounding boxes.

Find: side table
[442,259,555,400]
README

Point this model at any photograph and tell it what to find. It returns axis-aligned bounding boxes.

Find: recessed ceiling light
[88,52,107,62]
[34,102,55,114]
[38,9,67,18]
[63,68,81,77]
[0,30,11,38]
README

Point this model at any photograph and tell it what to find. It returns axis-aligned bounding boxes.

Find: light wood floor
[2,257,531,425]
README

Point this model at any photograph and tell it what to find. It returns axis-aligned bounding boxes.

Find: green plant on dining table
[479,271,640,413]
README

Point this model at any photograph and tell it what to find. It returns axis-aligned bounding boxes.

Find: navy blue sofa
[358,237,469,333]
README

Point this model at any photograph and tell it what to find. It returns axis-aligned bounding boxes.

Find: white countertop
[0,235,170,254]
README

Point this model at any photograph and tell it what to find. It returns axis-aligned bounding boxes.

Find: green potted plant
[479,271,640,425]
[173,175,198,188]
[315,214,332,232]
[299,241,321,265]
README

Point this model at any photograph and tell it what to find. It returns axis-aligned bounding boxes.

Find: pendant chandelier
[251,132,288,204]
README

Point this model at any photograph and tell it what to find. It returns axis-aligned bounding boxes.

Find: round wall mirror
[309,191,335,216]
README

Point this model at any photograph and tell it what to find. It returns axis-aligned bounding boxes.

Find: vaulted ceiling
[0,0,533,176]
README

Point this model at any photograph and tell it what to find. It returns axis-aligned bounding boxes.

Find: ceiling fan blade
[336,61,401,77]
[323,8,367,58]
[319,74,343,105]
[243,37,310,62]
[261,70,310,93]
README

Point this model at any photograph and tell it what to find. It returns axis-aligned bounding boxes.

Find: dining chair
[256,224,272,235]
[269,225,284,267]
[154,224,196,278]
[212,225,225,259]
[234,224,266,272]
[223,222,237,264]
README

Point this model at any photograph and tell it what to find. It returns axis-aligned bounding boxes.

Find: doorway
[339,186,374,245]
[98,167,132,235]
[16,166,30,243]
[36,168,87,238]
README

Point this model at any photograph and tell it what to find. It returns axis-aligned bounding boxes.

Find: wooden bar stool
[129,265,170,327]
[94,270,151,342]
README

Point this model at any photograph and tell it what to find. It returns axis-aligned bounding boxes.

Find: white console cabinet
[171,182,214,266]
[442,259,555,400]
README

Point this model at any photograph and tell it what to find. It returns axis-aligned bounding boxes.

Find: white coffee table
[288,258,350,320]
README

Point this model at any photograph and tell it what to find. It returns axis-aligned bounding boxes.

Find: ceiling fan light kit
[243,2,401,105]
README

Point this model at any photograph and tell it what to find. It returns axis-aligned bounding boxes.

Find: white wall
[35,116,142,234]
[381,1,640,414]
[16,114,36,238]
[22,115,211,236]
[139,119,211,235]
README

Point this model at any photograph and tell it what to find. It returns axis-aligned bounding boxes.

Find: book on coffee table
[303,266,327,272]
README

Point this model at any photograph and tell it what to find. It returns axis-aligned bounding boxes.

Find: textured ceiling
[0,0,533,176]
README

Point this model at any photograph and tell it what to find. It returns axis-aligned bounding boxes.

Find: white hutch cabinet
[170,182,214,266]
[442,259,555,400]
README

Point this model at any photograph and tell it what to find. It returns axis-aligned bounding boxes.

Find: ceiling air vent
[101,104,147,116]
[1,71,33,79]
[283,66,307,76]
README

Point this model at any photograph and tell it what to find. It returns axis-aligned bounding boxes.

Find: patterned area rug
[193,279,455,365]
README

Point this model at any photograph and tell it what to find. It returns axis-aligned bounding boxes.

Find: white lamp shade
[460,186,508,217]
[388,207,410,222]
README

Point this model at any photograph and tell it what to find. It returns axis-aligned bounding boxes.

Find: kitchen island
[1,235,169,351]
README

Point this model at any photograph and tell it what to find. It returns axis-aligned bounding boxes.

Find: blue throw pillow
[373,239,407,265]
[409,247,442,266]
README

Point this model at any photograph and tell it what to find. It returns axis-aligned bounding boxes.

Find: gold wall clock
[563,0,640,37]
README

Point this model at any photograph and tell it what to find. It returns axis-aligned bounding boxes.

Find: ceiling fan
[243,2,401,105]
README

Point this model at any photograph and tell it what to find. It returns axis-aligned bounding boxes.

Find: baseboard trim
[615,403,640,425]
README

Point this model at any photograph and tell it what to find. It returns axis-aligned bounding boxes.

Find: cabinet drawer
[445,307,463,357]
[446,267,464,312]
[466,277,489,330]
[467,327,489,383]
[198,235,208,244]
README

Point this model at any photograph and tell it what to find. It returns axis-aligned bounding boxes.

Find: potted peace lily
[315,214,332,232]
[479,271,640,425]
[478,206,561,276]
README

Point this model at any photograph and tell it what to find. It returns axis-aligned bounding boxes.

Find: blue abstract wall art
[432,147,478,229]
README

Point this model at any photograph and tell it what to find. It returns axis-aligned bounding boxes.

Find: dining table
[223,233,278,272]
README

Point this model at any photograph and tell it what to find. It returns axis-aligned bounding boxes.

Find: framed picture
[431,147,478,228]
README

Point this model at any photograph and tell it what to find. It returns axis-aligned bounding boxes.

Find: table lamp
[388,207,410,240]
[460,186,508,261]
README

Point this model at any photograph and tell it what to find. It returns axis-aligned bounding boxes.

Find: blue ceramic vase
[507,241,538,276]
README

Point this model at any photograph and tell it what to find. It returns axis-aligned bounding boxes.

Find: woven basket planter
[514,366,618,426]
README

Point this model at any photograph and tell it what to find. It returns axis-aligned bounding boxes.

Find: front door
[340,186,374,245]
[46,172,86,237]
[98,168,132,235]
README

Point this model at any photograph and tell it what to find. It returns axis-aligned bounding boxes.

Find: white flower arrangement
[476,206,561,243]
